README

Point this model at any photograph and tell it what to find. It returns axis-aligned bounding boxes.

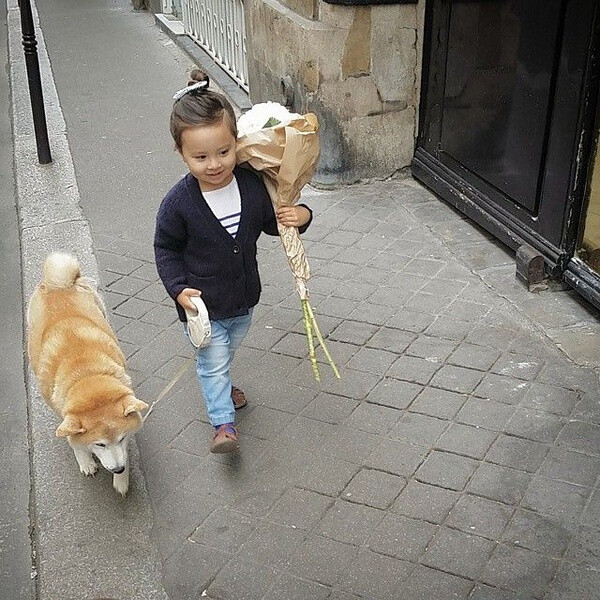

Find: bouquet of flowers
[237,102,340,381]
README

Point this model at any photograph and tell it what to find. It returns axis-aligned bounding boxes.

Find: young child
[154,70,312,454]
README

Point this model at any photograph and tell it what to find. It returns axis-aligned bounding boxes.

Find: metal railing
[182,0,248,91]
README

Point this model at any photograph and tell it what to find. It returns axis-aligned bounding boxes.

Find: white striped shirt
[203,176,241,237]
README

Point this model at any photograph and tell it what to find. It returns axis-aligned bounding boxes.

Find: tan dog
[27,252,148,496]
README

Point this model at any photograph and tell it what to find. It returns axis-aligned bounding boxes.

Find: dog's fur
[27,252,148,495]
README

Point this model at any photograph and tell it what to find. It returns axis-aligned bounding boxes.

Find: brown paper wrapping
[236,114,320,300]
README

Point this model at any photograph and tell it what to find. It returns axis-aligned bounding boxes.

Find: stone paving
[93,177,600,600]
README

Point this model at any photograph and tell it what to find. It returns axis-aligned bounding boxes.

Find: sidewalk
[7,0,600,598]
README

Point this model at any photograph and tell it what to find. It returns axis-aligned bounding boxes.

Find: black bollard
[19,0,52,164]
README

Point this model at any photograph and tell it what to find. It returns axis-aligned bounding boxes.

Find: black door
[413,0,598,275]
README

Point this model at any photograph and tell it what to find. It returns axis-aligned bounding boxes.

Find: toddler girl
[154,70,312,453]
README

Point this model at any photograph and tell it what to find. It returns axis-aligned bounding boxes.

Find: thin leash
[142,360,191,423]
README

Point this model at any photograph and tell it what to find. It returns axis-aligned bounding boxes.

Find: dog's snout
[111,466,126,474]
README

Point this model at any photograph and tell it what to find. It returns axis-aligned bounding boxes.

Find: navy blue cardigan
[154,166,312,322]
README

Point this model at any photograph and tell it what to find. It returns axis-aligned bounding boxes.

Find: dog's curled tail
[42,252,81,289]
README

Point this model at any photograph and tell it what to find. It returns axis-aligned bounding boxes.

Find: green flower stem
[301,298,320,381]
[305,300,341,379]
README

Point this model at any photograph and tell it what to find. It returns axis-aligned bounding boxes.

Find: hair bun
[188,69,210,88]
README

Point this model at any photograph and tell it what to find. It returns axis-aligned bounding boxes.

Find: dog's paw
[78,457,98,476]
[113,472,129,497]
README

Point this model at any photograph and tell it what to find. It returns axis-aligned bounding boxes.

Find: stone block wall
[246,0,425,185]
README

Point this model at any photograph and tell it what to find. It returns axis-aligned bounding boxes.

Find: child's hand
[276,205,311,228]
[177,288,202,312]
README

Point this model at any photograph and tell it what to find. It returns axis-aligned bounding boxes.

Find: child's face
[179,119,237,192]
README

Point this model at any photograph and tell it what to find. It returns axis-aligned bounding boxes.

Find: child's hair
[170,69,237,150]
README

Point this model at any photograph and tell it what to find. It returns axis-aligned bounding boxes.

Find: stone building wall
[246,0,425,185]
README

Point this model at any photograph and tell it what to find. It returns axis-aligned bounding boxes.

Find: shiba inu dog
[27,252,148,496]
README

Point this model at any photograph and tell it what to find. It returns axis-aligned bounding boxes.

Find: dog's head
[56,395,148,473]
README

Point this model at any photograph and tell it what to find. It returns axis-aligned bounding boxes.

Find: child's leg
[195,311,253,427]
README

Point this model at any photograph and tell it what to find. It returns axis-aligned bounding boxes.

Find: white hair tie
[172,80,209,101]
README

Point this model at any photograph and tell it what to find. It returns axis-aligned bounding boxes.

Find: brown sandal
[211,424,239,454]
[231,386,247,410]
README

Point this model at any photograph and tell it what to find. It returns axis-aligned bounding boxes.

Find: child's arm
[276,205,312,229]
[176,288,202,312]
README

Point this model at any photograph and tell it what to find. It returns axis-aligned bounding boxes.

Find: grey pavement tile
[571,394,600,426]
[367,377,423,410]
[237,522,308,569]
[386,309,435,333]
[405,335,457,363]
[232,406,290,441]
[424,316,475,341]
[465,323,518,350]
[289,535,358,586]
[117,319,163,346]
[295,455,360,497]
[556,420,600,456]
[402,257,446,277]
[330,279,377,302]
[346,346,397,375]
[271,332,309,359]
[339,549,415,599]
[480,544,559,597]
[389,412,448,446]
[356,232,394,251]
[130,262,159,281]
[328,590,362,600]
[367,513,437,561]
[421,526,495,579]
[466,463,532,506]
[263,575,331,600]
[95,250,144,275]
[430,364,484,394]
[435,423,498,460]
[455,397,516,431]
[447,343,502,372]
[508,332,567,362]
[272,415,337,454]
[420,277,468,298]
[364,438,427,478]
[347,301,398,326]
[162,540,230,600]
[415,451,479,491]
[102,289,129,311]
[521,476,591,529]
[112,296,156,319]
[536,362,599,393]
[317,499,385,545]
[317,368,382,401]
[521,382,579,416]
[256,305,305,331]
[402,565,474,600]
[267,487,333,530]
[409,387,467,419]
[153,355,192,381]
[366,327,415,353]
[485,434,550,473]
[343,401,402,435]
[473,373,529,405]
[107,274,151,297]
[445,494,514,541]
[140,303,179,328]
[491,353,544,381]
[189,508,258,553]
[469,584,536,600]
[501,509,573,558]
[353,265,395,285]
[404,292,454,315]
[318,425,382,464]
[301,392,359,424]
[392,479,459,523]
[241,379,317,415]
[545,563,600,600]
[106,311,131,332]
[303,241,344,261]
[99,269,122,288]
[321,229,365,247]
[387,355,440,385]
[565,526,600,569]
[118,339,138,359]
[443,299,491,322]
[537,447,600,487]
[504,408,565,443]
[207,558,277,600]
[342,468,406,509]
[329,319,379,345]
[134,280,171,303]
[335,245,381,267]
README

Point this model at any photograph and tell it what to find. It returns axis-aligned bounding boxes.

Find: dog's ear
[123,396,149,416]
[56,414,86,437]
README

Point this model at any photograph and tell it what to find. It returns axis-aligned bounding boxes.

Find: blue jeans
[187,310,253,427]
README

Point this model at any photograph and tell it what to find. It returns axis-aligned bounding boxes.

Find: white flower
[237,101,301,138]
